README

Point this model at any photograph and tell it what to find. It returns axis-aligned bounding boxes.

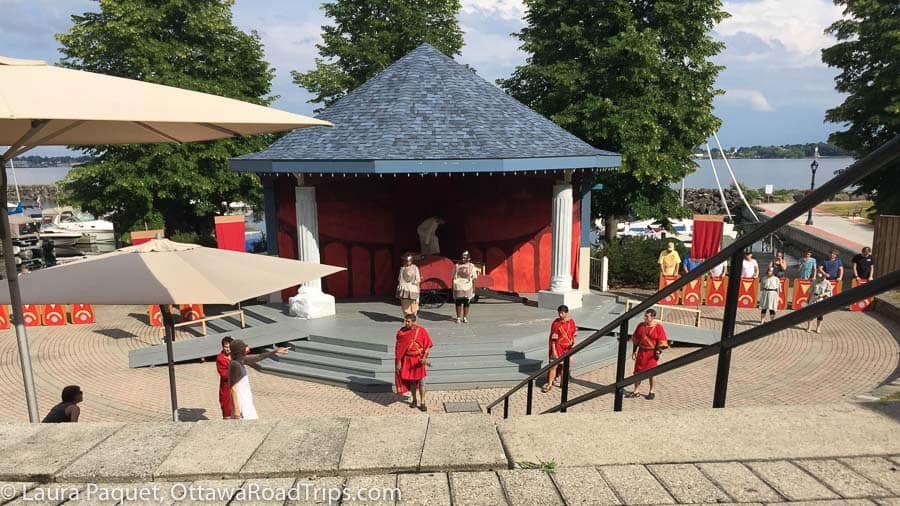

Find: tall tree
[56,0,274,241]
[822,0,900,215]
[293,0,464,108]
[500,0,727,238]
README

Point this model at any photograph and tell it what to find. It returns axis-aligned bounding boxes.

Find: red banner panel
[22,304,41,327]
[792,279,812,310]
[41,304,66,326]
[131,229,164,245]
[70,304,96,324]
[691,215,724,260]
[179,304,204,322]
[0,305,9,330]
[149,305,163,326]
[214,214,246,252]
[777,278,789,310]
[850,279,873,312]
[737,277,759,308]
[830,279,842,295]
[681,278,702,306]
[658,275,680,305]
[706,277,728,306]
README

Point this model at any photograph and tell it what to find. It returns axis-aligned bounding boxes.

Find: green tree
[293,0,464,108]
[822,0,900,215]
[55,0,273,241]
[500,0,727,238]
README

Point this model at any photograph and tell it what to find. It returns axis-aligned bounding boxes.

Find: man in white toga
[417,217,445,255]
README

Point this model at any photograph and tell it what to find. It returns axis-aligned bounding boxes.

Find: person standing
[216,337,234,419]
[452,251,478,323]
[852,247,875,283]
[797,250,817,280]
[709,260,727,278]
[542,305,577,393]
[819,249,844,282]
[394,314,433,411]
[759,267,781,324]
[658,242,681,276]
[740,251,759,278]
[416,217,445,255]
[228,340,289,420]
[770,251,788,278]
[42,385,83,423]
[628,309,669,400]
[806,274,833,333]
[396,254,421,317]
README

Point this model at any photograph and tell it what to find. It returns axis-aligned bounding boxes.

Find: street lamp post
[806,159,819,225]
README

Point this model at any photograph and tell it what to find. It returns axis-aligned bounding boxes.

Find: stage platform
[129,293,719,391]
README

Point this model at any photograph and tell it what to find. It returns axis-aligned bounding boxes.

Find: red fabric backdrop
[691,216,724,260]
[214,215,246,252]
[275,174,583,300]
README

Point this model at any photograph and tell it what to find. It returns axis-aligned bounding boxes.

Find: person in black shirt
[42,385,82,423]
[852,247,874,282]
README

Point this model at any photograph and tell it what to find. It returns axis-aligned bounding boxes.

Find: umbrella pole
[0,154,40,422]
[159,304,179,422]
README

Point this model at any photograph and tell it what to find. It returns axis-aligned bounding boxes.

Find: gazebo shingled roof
[232,44,620,174]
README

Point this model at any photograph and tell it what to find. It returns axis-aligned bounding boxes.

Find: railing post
[713,249,745,408]
[560,356,571,412]
[503,396,509,419]
[614,319,629,411]
[526,379,534,415]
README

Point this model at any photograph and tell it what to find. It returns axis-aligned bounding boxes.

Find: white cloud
[460,0,525,20]
[719,89,776,112]
[717,0,844,67]
[459,23,525,81]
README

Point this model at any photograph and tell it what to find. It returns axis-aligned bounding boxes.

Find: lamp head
[810,160,819,172]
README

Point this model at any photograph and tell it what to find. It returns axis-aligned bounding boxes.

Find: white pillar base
[538,289,583,310]
[288,285,336,319]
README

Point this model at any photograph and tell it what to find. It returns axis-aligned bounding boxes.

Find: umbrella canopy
[0,239,344,305]
[0,56,332,146]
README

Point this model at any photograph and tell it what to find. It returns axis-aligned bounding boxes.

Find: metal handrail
[485,133,900,414]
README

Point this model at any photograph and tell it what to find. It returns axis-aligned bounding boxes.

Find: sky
[1,0,849,156]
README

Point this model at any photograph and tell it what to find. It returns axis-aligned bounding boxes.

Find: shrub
[594,237,689,289]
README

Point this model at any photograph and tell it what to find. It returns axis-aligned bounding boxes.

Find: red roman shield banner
[737,277,759,308]
[706,277,727,306]
[149,305,164,326]
[41,304,66,326]
[658,275,680,305]
[850,279,873,312]
[70,304,96,324]
[829,279,842,295]
[22,305,41,327]
[792,279,812,310]
[777,278,789,310]
[0,305,9,330]
[681,278,702,306]
[179,304,204,322]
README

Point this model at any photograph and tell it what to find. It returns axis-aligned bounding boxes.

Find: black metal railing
[486,134,900,418]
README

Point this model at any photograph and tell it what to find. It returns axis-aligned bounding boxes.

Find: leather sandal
[541,384,553,393]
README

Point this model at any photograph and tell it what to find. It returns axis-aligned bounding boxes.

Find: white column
[539,180,583,309]
[288,185,336,318]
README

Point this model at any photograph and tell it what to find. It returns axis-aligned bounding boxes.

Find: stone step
[254,359,393,392]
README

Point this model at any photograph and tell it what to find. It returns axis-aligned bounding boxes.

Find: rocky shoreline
[5,184,60,206]
[681,187,859,216]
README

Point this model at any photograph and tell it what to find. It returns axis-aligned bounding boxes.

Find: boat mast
[713,132,759,222]
[5,158,21,204]
[705,143,733,220]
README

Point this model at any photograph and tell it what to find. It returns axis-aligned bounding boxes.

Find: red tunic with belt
[216,352,232,418]
[395,326,433,394]
[631,322,668,374]
[549,318,577,359]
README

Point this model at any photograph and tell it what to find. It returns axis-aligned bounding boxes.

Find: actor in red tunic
[215,336,233,419]
[395,314,433,412]
[630,309,668,400]
[543,305,576,393]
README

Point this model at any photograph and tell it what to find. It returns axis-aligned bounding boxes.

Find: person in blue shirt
[796,250,817,280]
[818,249,844,282]
[682,255,702,274]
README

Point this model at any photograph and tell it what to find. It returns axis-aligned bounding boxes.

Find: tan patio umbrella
[0,55,333,422]
[0,239,344,421]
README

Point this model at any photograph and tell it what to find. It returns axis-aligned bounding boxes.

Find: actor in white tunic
[397,255,421,317]
[452,251,478,323]
[228,339,288,420]
[806,274,833,334]
[759,267,781,323]
[417,217,445,255]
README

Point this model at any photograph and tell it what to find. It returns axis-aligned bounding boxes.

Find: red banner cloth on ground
[22,304,40,327]
[850,279,873,312]
[179,304,204,322]
[681,278,703,306]
[792,279,812,310]
[737,277,759,308]
[0,305,9,330]
[41,304,66,326]
[658,275,680,305]
[70,304,96,324]
[706,277,727,306]
[691,215,724,260]
[777,278,789,310]
[214,215,246,252]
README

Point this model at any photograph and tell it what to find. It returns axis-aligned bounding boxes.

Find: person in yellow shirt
[658,242,681,276]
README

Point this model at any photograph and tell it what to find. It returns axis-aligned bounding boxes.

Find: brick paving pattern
[0,303,896,423]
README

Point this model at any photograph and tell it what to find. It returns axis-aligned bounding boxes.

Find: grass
[816,200,875,222]
[517,460,558,471]
[880,391,900,402]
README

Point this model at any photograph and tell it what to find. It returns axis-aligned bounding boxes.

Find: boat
[41,206,115,244]
[38,226,83,247]
[602,217,737,250]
